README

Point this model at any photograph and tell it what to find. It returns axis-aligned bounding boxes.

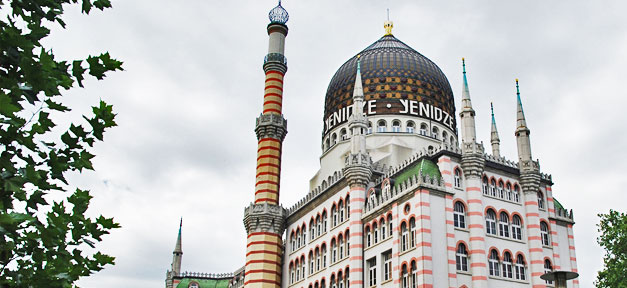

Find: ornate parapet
[286,169,344,216]
[243,202,287,235]
[344,152,372,186]
[263,52,287,74]
[519,159,540,173]
[255,113,287,141]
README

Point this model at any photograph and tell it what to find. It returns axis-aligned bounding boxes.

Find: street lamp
[540,271,579,288]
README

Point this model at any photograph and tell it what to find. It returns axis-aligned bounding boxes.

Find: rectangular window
[383,250,392,281]
[368,257,377,287]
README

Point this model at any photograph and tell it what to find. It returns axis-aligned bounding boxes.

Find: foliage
[596,209,627,288]
[0,0,122,286]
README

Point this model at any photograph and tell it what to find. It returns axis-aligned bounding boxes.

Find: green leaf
[0,93,20,116]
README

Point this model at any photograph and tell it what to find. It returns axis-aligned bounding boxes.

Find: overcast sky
[37,0,627,287]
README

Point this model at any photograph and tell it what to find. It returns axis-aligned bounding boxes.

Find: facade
[166,2,579,288]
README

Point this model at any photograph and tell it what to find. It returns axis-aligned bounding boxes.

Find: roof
[176,278,231,288]
[393,158,441,188]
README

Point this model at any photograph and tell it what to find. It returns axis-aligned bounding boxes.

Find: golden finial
[384,9,393,35]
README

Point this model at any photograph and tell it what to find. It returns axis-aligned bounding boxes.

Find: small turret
[490,102,501,158]
[172,218,183,275]
[350,56,368,154]
[514,79,533,163]
[459,58,477,144]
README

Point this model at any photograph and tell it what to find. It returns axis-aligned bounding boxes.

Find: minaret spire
[350,56,367,154]
[514,79,533,162]
[459,58,477,144]
[490,102,501,158]
[166,219,184,288]
[515,79,528,130]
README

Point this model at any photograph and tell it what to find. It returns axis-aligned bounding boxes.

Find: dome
[322,35,456,137]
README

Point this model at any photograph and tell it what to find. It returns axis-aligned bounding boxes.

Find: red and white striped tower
[458,59,489,288]
[566,224,579,288]
[243,3,290,288]
[343,56,372,288]
[514,80,544,287]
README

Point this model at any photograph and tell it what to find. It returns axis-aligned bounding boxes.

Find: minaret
[490,103,501,158]
[344,56,372,288]
[458,58,489,288]
[514,79,544,287]
[242,2,289,288]
[166,219,183,288]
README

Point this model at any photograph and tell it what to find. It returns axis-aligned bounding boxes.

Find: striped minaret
[343,56,372,288]
[514,79,544,287]
[243,3,289,288]
[458,59,488,288]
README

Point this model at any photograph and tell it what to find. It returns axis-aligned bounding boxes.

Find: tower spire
[459,58,477,143]
[490,102,501,158]
[514,79,533,163]
[384,9,394,35]
[515,79,528,129]
[350,56,367,154]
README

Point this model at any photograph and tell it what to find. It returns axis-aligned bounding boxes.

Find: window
[302,228,306,246]
[544,259,554,285]
[512,215,523,240]
[541,221,550,246]
[296,229,301,249]
[406,121,415,133]
[409,218,416,248]
[295,259,300,281]
[482,177,489,194]
[401,265,408,288]
[506,183,512,201]
[321,279,326,288]
[514,185,520,202]
[443,131,448,143]
[290,263,295,283]
[331,133,338,145]
[339,200,345,223]
[380,218,386,239]
[515,255,526,280]
[338,273,344,288]
[331,239,337,263]
[316,215,322,237]
[489,249,500,276]
[454,168,462,188]
[332,205,338,227]
[538,191,545,209]
[322,244,327,268]
[377,120,386,132]
[401,222,408,251]
[291,233,295,252]
[315,248,320,271]
[368,257,377,287]
[486,209,497,235]
[309,252,314,274]
[454,202,466,228]
[392,120,401,132]
[498,181,504,198]
[367,122,373,134]
[383,250,392,281]
[410,262,417,288]
[366,226,372,247]
[432,126,439,139]
[450,136,455,146]
[490,179,497,196]
[387,214,393,239]
[340,128,347,140]
[331,276,336,288]
[345,196,350,221]
[338,235,344,259]
[322,211,327,232]
[373,222,379,244]
[502,252,513,278]
[345,230,350,256]
[499,212,510,238]
[456,243,468,271]
[419,123,427,135]
[189,282,199,288]
[310,220,315,240]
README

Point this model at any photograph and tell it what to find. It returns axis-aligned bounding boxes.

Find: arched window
[450,136,455,146]
[488,249,500,276]
[321,279,326,288]
[290,262,295,283]
[388,214,393,237]
[454,168,462,188]
[345,230,350,256]
[365,226,372,247]
[499,212,510,238]
[410,261,417,288]
[373,222,379,244]
[331,133,338,146]
[442,131,448,143]
[290,232,296,252]
[380,218,386,239]
[316,215,322,237]
[338,200,345,223]
[309,251,314,274]
[189,282,199,288]
[338,273,344,288]
[456,243,468,271]
[383,250,392,281]
[367,257,377,287]
[338,234,344,259]
[541,221,550,246]
[331,204,337,227]
[512,215,523,240]
[295,259,300,281]
[315,247,320,271]
[502,252,513,278]
[486,209,497,235]
[406,121,415,133]
[498,181,504,198]
[331,275,336,288]
[367,122,373,134]
[515,255,526,280]
[301,227,306,246]
[401,264,408,288]
[345,196,350,221]
[431,126,439,139]
[322,211,327,232]
[409,218,416,248]
[482,176,489,194]
[419,123,428,135]
[514,185,521,202]
[544,259,554,285]
[325,138,330,151]
[538,191,545,209]
[454,202,466,228]
[345,268,349,288]
[392,120,401,132]
[310,219,315,240]
[321,244,327,268]
[377,120,387,132]
[401,222,408,251]
[490,179,497,196]
[506,183,512,201]
[340,128,347,140]
[331,239,337,263]
[301,257,305,280]
[296,228,301,249]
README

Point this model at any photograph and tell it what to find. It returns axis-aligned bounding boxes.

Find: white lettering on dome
[325,99,454,134]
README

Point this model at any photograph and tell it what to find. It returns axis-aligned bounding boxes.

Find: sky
[33,0,627,287]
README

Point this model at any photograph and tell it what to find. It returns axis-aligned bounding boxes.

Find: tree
[596,209,627,288]
[0,0,122,286]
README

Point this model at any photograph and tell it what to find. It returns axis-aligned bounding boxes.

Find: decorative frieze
[255,113,287,141]
[243,202,287,234]
[344,152,372,186]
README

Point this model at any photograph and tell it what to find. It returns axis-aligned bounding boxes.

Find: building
[166,2,579,288]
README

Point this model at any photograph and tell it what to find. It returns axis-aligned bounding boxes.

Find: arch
[406,120,415,133]
[392,119,401,132]
[515,252,527,264]
[377,119,387,132]
[340,128,347,140]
